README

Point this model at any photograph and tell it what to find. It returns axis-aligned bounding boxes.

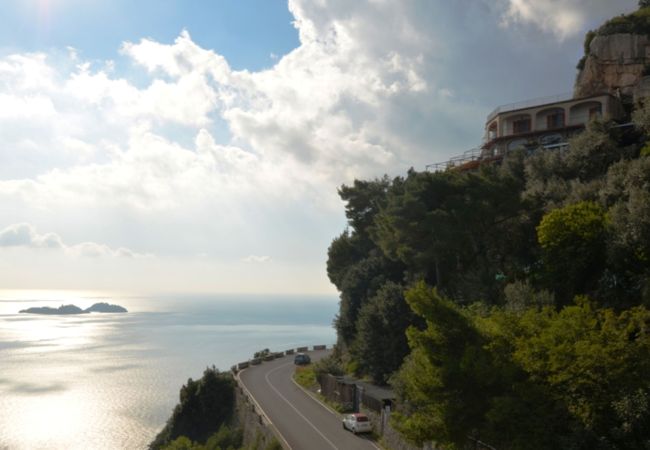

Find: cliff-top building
[482,92,624,157]
[428,14,650,173]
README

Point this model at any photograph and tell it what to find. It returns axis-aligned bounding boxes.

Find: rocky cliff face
[574,33,650,100]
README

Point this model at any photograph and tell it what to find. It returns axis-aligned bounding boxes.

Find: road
[238,350,378,450]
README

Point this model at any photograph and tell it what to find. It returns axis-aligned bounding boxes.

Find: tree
[393,283,650,449]
[536,201,608,303]
[641,0,650,10]
[352,282,421,384]
[391,283,494,447]
[513,299,650,448]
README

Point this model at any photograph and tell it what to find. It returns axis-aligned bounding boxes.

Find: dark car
[294,353,311,365]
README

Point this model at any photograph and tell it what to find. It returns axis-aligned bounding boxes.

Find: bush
[598,8,650,35]
[294,365,318,389]
[313,353,344,382]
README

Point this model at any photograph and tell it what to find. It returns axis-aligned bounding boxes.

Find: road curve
[239,350,378,450]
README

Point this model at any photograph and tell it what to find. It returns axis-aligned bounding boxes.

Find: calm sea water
[0,294,338,450]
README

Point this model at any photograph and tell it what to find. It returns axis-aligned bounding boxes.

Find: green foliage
[503,280,554,313]
[372,166,528,302]
[351,282,421,384]
[163,436,204,450]
[338,177,391,237]
[577,30,596,70]
[327,177,406,350]
[150,368,236,449]
[598,7,650,35]
[640,142,650,157]
[263,439,283,450]
[253,348,270,358]
[312,353,344,381]
[294,365,318,389]
[537,201,608,303]
[633,100,650,135]
[161,425,243,450]
[205,425,243,450]
[391,283,492,447]
[392,284,650,449]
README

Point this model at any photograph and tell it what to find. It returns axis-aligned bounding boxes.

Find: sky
[0,0,639,296]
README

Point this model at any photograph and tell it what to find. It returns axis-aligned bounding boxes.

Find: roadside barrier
[231,345,328,373]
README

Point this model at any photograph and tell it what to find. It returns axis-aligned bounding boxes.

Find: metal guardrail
[425,147,484,173]
[231,345,328,373]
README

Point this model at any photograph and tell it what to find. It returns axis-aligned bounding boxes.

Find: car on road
[342,413,372,434]
[294,353,311,365]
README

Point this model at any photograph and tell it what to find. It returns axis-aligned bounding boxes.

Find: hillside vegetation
[150,367,239,450]
[326,104,650,448]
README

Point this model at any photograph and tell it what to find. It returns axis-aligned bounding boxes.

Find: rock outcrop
[574,33,650,100]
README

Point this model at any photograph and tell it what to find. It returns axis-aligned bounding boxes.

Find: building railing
[426,148,483,172]
[486,92,574,123]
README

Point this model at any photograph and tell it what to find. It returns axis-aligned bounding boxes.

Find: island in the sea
[19,302,128,315]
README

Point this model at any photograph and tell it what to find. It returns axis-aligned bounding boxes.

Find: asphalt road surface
[239,350,378,450]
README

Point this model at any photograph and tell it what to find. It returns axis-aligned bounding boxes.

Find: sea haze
[0,294,337,450]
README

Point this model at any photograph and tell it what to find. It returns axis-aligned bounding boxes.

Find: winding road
[238,350,378,450]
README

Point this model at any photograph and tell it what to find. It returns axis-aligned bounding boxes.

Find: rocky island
[19,302,128,315]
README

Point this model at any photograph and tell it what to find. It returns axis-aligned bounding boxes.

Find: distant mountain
[19,302,128,315]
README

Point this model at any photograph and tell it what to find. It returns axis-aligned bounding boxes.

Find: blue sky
[0,0,299,70]
[0,0,639,296]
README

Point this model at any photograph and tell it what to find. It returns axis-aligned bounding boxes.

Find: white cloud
[0,223,147,258]
[242,255,272,263]
[500,0,637,39]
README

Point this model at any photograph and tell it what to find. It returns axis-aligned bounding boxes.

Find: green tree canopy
[537,201,608,303]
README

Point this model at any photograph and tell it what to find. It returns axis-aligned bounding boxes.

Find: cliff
[574,7,650,101]
[575,32,650,99]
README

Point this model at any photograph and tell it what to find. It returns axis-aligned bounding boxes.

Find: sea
[0,292,338,450]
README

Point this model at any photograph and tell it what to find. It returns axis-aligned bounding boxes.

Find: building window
[546,111,565,129]
[512,118,531,134]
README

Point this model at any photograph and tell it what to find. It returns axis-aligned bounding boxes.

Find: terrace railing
[486,92,574,123]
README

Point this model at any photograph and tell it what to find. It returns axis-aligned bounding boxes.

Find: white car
[342,413,372,434]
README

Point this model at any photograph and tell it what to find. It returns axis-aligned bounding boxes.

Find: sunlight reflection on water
[0,294,337,449]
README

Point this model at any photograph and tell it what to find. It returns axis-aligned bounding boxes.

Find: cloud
[499,0,637,39]
[242,255,272,263]
[0,223,64,248]
[0,223,146,258]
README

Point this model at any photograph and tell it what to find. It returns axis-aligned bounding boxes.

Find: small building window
[512,118,531,134]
